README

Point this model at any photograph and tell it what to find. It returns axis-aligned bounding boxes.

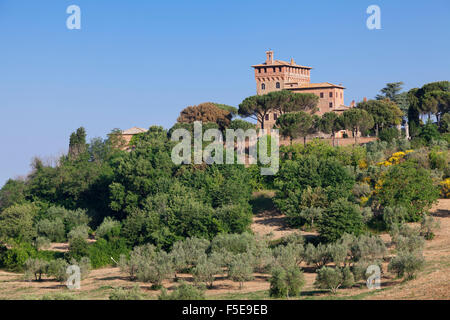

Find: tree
[388,251,425,280]
[239,91,318,130]
[357,99,403,136]
[276,111,313,145]
[0,179,26,212]
[314,266,354,294]
[24,258,49,281]
[376,82,405,102]
[376,160,440,222]
[317,198,365,243]
[109,285,144,300]
[342,109,374,143]
[228,255,254,289]
[0,203,38,242]
[69,127,87,159]
[320,112,343,147]
[65,236,89,261]
[177,102,233,129]
[192,256,221,288]
[269,265,305,298]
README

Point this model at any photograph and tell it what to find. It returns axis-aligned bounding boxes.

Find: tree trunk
[354,129,358,145]
[304,136,307,146]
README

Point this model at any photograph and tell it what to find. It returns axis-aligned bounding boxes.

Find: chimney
[363,97,367,102]
[350,100,355,108]
[290,58,295,65]
[266,50,274,64]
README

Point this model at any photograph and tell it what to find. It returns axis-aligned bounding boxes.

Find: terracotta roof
[122,127,148,135]
[252,59,312,69]
[288,82,346,90]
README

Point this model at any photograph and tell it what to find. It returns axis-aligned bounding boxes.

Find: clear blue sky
[1,0,449,186]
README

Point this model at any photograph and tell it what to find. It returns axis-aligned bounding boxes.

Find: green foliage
[419,215,440,240]
[388,251,425,280]
[88,238,130,269]
[379,127,400,143]
[269,265,305,298]
[109,285,144,300]
[383,206,408,229]
[228,119,256,131]
[304,243,331,268]
[0,179,26,212]
[376,160,440,222]
[95,217,121,241]
[24,258,48,281]
[65,236,89,261]
[159,281,205,300]
[36,218,65,242]
[0,203,38,242]
[228,254,254,289]
[47,258,69,282]
[317,198,365,243]
[192,256,221,288]
[0,242,37,272]
[314,266,354,294]
[274,156,355,224]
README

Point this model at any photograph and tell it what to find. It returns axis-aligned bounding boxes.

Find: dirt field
[0,199,449,300]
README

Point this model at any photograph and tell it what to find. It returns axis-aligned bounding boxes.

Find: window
[261,83,266,90]
[329,102,333,108]
[274,113,278,120]
[265,114,270,121]
[276,82,280,89]
[320,92,324,98]
[329,92,333,98]
[273,67,276,73]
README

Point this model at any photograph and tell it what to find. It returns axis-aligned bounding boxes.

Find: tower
[252,50,312,95]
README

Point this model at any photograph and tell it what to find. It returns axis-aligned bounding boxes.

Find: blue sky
[1,0,449,186]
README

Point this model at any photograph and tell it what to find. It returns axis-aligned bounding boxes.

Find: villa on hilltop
[253,51,353,130]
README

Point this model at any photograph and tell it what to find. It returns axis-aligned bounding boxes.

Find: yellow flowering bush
[440,178,450,199]
[358,159,368,170]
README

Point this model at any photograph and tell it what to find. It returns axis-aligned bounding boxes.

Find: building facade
[253,51,350,130]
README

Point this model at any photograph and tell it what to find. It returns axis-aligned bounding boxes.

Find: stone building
[120,127,148,150]
[252,51,352,131]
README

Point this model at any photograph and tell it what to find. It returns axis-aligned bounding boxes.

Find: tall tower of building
[252,50,312,95]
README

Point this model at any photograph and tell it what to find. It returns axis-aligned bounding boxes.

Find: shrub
[170,237,209,271]
[34,237,51,250]
[65,236,89,261]
[119,244,156,280]
[228,254,254,289]
[36,218,65,242]
[317,198,365,243]
[24,258,49,281]
[269,266,288,298]
[352,259,383,282]
[248,238,273,273]
[419,215,440,240]
[136,251,174,288]
[47,258,69,282]
[304,243,330,268]
[379,127,400,143]
[0,203,38,242]
[88,238,130,269]
[109,285,144,300]
[67,225,90,241]
[159,282,205,300]
[376,160,440,222]
[388,252,425,280]
[350,235,386,262]
[211,233,255,255]
[327,243,348,267]
[95,217,121,241]
[192,256,221,288]
[272,243,304,270]
[314,266,354,294]
[383,206,408,229]
[0,242,36,272]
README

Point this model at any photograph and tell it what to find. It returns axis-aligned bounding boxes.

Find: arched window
[261,83,266,90]
[276,82,280,89]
